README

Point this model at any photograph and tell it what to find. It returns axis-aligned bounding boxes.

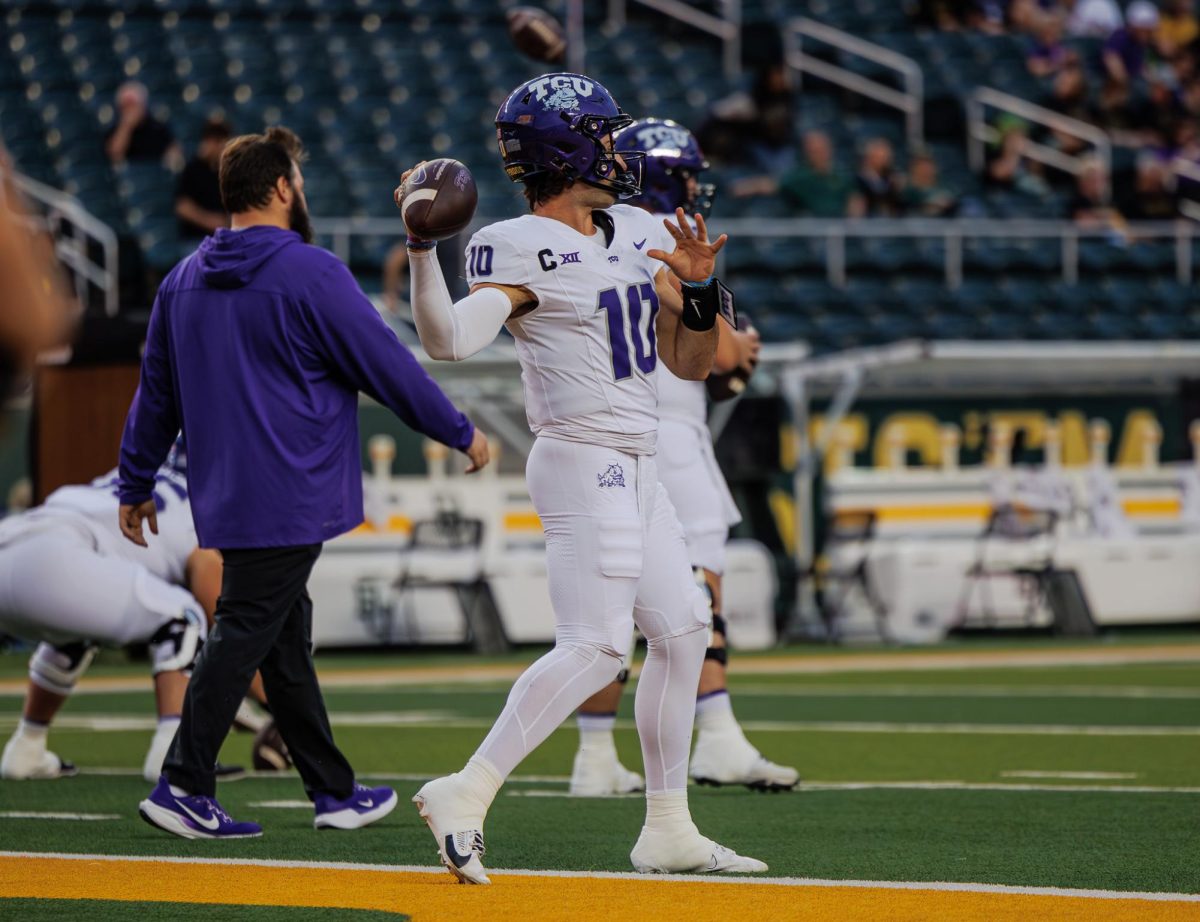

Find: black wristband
[680,277,737,332]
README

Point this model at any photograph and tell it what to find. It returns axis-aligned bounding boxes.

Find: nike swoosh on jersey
[177,801,221,831]
[634,238,647,249]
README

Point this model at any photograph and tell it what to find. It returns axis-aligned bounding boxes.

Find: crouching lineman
[400,73,765,882]
[2,445,210,782]
[570,119,800,796]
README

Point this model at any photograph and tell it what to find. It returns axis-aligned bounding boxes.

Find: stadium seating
[0,1,1195,351]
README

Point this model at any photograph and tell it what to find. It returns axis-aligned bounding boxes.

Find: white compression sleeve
[408,247,513,361]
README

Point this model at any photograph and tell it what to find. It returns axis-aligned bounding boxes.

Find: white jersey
[465,204,674,455]
[17,467,196,585]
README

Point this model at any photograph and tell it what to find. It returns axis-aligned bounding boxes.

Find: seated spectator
[987,115,1052,197]
[1124,154,1178,219]
[855,138,904,216]
[1067,157,1128,239]
[1064,0,1123,39]
[1102,2,1160,88]
[1157,0,1199,58]
[901,151,959,216]
[1027,18,1074,79]
[175,118,231,239]
[732,131,865,217]
[104,82,181,168]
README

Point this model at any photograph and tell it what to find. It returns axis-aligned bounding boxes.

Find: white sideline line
[0,811,120,821]
[249,800,312,809]
[0,851,1195,902]
[511,781,1200,796]
[729,683,1200,700]
[1002,771,1139,780]
[6,714,1199,737]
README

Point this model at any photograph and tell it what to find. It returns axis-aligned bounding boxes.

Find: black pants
[163,544,354,800]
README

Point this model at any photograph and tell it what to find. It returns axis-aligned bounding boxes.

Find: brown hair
[218,126,305,214]
[522,171,573,210]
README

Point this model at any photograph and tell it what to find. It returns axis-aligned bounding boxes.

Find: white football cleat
[690,727,799,792]
[412,774,491,885]
[569,745,644,796]
[630,823,768,874]
[1,735,77,780]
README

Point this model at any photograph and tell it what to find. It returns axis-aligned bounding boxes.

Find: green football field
[1,636,1198,921]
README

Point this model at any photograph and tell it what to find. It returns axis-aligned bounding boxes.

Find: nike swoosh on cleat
[634,239,647,249]
[444,834,472,868]
[707,854,720,871]
[357,799,374,808]
[176,801,220,831]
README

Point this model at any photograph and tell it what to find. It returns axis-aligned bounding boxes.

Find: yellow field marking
[1,856,1197,922]
[3,643,1200,697]
[501,512,542,532]
[837,498,1180,523]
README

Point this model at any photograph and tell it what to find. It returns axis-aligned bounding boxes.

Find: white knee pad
[149,607,205,675]
[29,642,98,696]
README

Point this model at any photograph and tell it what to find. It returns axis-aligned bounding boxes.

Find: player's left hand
[119,499,158,548]
[647,207,727,284]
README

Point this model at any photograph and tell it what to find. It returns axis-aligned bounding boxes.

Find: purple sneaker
[138,776,262,839]
[314,783,398,830]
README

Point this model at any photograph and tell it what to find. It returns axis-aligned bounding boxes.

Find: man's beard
[289,195,314,244]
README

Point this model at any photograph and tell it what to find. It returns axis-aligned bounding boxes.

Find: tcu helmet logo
[636,123,691,153]
[527,75,594,112]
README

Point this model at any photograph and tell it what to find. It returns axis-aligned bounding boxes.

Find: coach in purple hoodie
[118,127,488,839]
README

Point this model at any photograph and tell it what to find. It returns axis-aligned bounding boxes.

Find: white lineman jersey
[1,466,196,586]
[465,204,675,456]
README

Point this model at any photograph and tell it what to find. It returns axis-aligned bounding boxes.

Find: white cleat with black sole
[630,823,768,874]
[690,728,799,792]
[0,736,77,780]
[569,745,644,796]
[412,774,491,884]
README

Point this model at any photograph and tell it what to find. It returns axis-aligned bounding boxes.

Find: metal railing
[606,0,742,79]
[312,216,1196,289]
[787,18,924,148]
[0,169,119,316]
[967,87,1112,200]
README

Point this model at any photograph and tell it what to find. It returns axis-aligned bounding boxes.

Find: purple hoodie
[118,226,474,549]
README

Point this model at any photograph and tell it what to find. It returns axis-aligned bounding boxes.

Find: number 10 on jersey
[597,282,658,381]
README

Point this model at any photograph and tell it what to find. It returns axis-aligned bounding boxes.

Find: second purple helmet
[616,118,715,216]
[495,73,644,198]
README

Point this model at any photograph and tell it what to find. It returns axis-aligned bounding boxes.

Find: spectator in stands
[1157,0,1199,58]
[104,82,182,169]
[175,119,231,240]
[901,150,959,217]
[1067,156,1128,239]
[1027,18,1075,80]
[1063,0,1123,39]
[1102,2,1160,88]
[1123,153,1179,219]
[731,131,864,217]
[987,115,1052,197]
[855,138,904,216]
[696,62,795,172]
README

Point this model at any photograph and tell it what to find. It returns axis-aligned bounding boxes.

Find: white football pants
[474,436,711,794]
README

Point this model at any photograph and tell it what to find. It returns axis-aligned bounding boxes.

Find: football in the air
[398,159,478,241]
[506,6,566,64]
[706,313,758,402]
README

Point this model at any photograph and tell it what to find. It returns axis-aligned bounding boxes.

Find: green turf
[0,899,409,920]
[2,647,1198,896]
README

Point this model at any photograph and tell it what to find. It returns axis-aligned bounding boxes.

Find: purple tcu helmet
[616,118,715,216]
[495,72,644,197]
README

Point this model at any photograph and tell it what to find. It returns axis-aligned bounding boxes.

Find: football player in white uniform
[1,443,217,782]
[398,73,766,882]
[569,118,800,796]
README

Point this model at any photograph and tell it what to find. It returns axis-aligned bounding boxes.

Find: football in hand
[506,6,567,64]
[398,159,478,241]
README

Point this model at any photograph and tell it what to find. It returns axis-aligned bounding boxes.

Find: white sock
[145,716,180,784]
[695,690,740,735]
[457,756,504,812]
[644,790,693,832]
[16,719,49,744]
[577,713,617,751]
[635,626,707,794]
[168,784,190,797]
[474,642,622,780]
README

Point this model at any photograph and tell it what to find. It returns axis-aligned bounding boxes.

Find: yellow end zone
[1,855,1196,922]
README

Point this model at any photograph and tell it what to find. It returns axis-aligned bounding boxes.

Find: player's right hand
[394,161,428,212]
[463,428,491,474]
[119,499,159,548]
